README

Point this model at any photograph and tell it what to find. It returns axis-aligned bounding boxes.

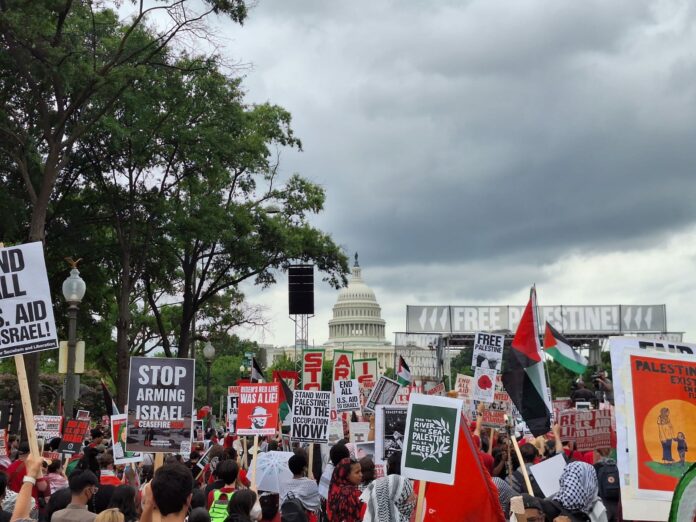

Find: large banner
[237,383,280,436]
[111,414,142,464]
[290,390,331,443]
[0,242,59,358]
[353,358,378,388]
[301,349,324,391]
[126,357,195,454]
[406,304,667,334]
[610,337,696,521]
[332,350,353,381]
[401,393,463,485]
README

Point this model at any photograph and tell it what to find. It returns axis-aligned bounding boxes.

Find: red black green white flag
[396,355,411,386]
[543,322,587,374]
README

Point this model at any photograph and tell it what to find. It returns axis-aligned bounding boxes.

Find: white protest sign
[227,386,239,433]
[471,331,505,371]
[472,366,497,403]
[349,421,370,444]
[375,405,407,463]
[364,375,400,413]
[0,242,58,358]
[291,390,331,444]
[334,379,361,413]
[530,453,567,497]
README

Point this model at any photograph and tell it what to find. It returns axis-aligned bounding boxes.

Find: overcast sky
[216,0,696,347]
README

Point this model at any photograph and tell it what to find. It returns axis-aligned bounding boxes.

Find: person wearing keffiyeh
[359,474,414,522]
[539,461,608,522]
[327,458,362,522]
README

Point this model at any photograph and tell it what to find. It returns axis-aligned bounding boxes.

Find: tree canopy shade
[0,0,349,407]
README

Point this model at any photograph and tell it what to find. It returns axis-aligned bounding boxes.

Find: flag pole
[511,434,534,495]
[532,286,553,406]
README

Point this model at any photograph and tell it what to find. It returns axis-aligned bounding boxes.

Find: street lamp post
[203,341,216,407]
[62,266,86,420]
[239,363,248,381]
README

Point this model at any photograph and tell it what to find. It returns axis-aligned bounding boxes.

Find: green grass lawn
[646,460,693,478]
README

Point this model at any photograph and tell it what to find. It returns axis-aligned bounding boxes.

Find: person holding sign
[327,458,363,522]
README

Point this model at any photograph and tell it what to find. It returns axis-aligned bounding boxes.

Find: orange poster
[630,353,696,492]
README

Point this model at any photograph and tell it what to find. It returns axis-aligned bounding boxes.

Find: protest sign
[0,242,59,358]
[375,405,407,462]
[365,376,400,413]
[333,350,354,381]
[472,366,497,403]
[301,349,324,390]
[334,379,361,413]
[530,453,567,497]
[402,393,463,485]
[354,358,378,387]
[291,390,331,443]
[481,389,513,429]
[394,385,411,405]
[192,420,204,442]
[110,413,142,464]
[227,386,239,433]
[126,356,195,453]
[76,410,90,421]
[558,410,577,442]
[472,332,504,371]
[195,444,215,471]
[0,429,7,458]
[426,382,446,396]
[58,419,89,456]
[574,409,612,451]
[552,398,573,422]
[237,382,280,436]
[349,421,370,444]
[35,415,62,440]
[454,374,474,399]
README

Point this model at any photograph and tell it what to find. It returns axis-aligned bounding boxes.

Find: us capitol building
[264,255,394,371]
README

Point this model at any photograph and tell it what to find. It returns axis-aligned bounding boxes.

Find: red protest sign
[58,419,89,456]
[333,350,353,381]
[559,410,577,443]
[353,358,377,388]
[302,350,324,390]
[237,383,280,436]
[575,409,612,451]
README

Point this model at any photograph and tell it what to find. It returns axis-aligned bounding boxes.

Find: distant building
[265,254,394,371]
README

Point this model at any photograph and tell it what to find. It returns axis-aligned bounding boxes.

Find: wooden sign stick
[307,443,315,480]
[250,435,259,491]
[14,355,39,457]
[242,437,248,469]
[154,452,164,471]
[414,479,426,521]
[511,434,534,495]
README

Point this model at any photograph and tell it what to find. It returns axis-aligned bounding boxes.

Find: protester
[509,444,544,498]
[46,488,72,522]
[89,430,105,449]
[492,476,515,517]
[225,489,258,522]
[512,494,545,522]
[140,463,194,522]
[593,449,620,522]
[539,461,608,521]
[9,453,43,522]
[6,442,49,503]
[258,493,280,522]
[280,453,320,518]
[44,460,69,494]
[94,507,123,522]
[98,454,121,487]
[318,443,349,500]
[108,485,138,522]
[91,485,116,515]
[207,460,240,522]
[327,458,362,522]
[51,470,99,522]
[359,474,414,522]
[358,457,375,491]
[0,472,10,522]
[189,507,212,522]
[76,448,101,477]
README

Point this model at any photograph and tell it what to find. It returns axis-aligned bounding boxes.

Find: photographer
[593,369,614,405]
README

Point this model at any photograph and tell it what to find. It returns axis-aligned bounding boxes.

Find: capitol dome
[328,254,386,342]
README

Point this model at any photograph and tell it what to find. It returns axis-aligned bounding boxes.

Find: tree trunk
[115,252,132,409]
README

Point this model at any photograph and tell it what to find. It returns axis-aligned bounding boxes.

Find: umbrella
[252,451,294,493]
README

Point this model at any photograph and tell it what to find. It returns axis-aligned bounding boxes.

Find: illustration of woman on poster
[658,407,676,463]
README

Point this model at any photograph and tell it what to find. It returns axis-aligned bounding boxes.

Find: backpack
[209,489,233,522]
[596,462,620,501]
[281,492,308,522]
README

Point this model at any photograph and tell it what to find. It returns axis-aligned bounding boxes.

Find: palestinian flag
[278,377,294,424]
[543,322,588,374]
[101,379,119,416]
[501,287,552,437]
[251,357,265,383]
[669,462,696,521]
[396,356,411,386]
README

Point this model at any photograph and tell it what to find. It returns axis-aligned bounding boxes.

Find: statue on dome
[354,252,360,267]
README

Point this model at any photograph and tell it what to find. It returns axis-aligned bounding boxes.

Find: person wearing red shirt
[98,453,122,487]
[206,459,239,519]
[6,442,50,504]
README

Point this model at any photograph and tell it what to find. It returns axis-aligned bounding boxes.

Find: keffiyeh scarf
[328,458,362,522]
[555,461,599,514]
[360,475,414,522]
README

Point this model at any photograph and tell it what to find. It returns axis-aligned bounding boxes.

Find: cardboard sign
[472,332,505,371]
[75,410,90,421]
[575,409,612,451]
[375,405,407,462]
[481,389,513,429]
[454,374,474,399]
[365,376,400,413]
[334,379,361,413]
[333,350,354,381]
[353,358,378,388]
[558,410,576,442]
[530,453,567,497]
[35,415,62,440]
[58,419,89,456]
[291,390,331,443]
[195,444,215,471]
[237,382,280,436]
[301,349,324,390]
[349,421,370,443]
[0,242,59,358]
[472,366,497,403]
[227,386,239,433]
[401,393,463,485]
[111,413,142,464]
[126,357,195,453]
